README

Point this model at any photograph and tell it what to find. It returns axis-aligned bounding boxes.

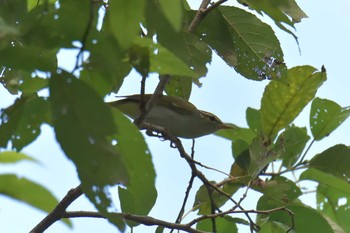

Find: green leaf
[261,66,326,139]
[219,6,285,80]
[317,185,349,233]
[300,168,350,196]
[277,125,310,168]
[133,38,197,77]
[215,124,255,144]
[50,71,129,231]
[310,98,350,140]
[197,216,238,233]
[0,68,32,95]
[308,144,350,181]
[158,0,183,31]
[253,176,302,203]
[257,201,333,233]
[194,9,237,68]
[112,110,157,224]
[82,33,131,95]
[0,174,72,228]
[0,17,19,36]
[0,46,57,72]
[238,0,307,40]
[109,0,145,49]
[259,221,287,233]
[164,76,192,100]
[156,15,211,81]
[246,107,261,132]
[19,76,48,94]
[0,95,51,150]
[0,151,38,164]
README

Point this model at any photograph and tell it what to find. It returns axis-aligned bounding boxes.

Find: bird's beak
[219,123,235,130]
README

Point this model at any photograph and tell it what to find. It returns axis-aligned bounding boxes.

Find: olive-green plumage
[109,94,232,138]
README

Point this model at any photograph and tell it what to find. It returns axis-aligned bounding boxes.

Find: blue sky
[1,1,350,232]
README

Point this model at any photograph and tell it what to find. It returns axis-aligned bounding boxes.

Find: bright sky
[1,1,350,232]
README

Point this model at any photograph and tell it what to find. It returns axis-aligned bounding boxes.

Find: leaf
[155,13,211,81]
[300,168,350,196]
[133,38,197,77]
[0,95,51,150]
[215,124,255,144]
[112,110,157,224]
[194,9,237,68]
[238,0,307,40]
[257,200,334,233]
[164,76,192,100]
[109,0,145,49]
[19,76,48,94]
[317,185,350,233]
[0,151,38,164]
[310,98,350,140]
[246,107,262,132]
[158,0,183,31]
[0,46,57,72]
[308,144,350,182]
[0,174,72,228]
[197,215,238,233]
[253,176,302,203]
[0,17,19,36]
[50,71,129,231]
[261,66,326,139]
[277,125,310,168]
[219,6,285,80]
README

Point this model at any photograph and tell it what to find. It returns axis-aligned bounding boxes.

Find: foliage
[0,0,349,233]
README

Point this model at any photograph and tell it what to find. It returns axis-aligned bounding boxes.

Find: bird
[108,94,233,138]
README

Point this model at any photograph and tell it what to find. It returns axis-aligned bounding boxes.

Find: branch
[188,0,228,33]
[134,74,170,127]
[63,211,205,233]
[30,185,83,233]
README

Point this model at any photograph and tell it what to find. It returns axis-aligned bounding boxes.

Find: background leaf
[310,98,350,140]
[0,151,37,164]
[0,174,72,228]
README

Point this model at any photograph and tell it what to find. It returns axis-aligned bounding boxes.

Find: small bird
[109,94,233,138]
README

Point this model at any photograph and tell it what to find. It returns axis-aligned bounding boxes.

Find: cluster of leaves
[0,0,349,233]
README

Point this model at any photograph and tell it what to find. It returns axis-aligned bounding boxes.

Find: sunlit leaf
[0,151,38,164]
[0,95,51,150]
[109,0,145,49]
[219,6,285,80]
[261,66,326,139]
[0,174,72,228]
[310,98,350,140]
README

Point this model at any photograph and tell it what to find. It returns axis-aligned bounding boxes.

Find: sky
[1,1,350,233]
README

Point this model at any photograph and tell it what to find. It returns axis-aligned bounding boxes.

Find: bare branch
[30,185,83,233]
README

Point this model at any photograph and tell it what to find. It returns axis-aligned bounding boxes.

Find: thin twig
[73,0,95,72]
[63,211,205,233]
[134,74,170,127]
[30,185,83,233]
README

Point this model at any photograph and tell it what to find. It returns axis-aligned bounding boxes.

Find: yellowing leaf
[261,66,326,139]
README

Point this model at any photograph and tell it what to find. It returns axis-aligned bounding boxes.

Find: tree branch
[30,185,83,233]
[188,0,228,33]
